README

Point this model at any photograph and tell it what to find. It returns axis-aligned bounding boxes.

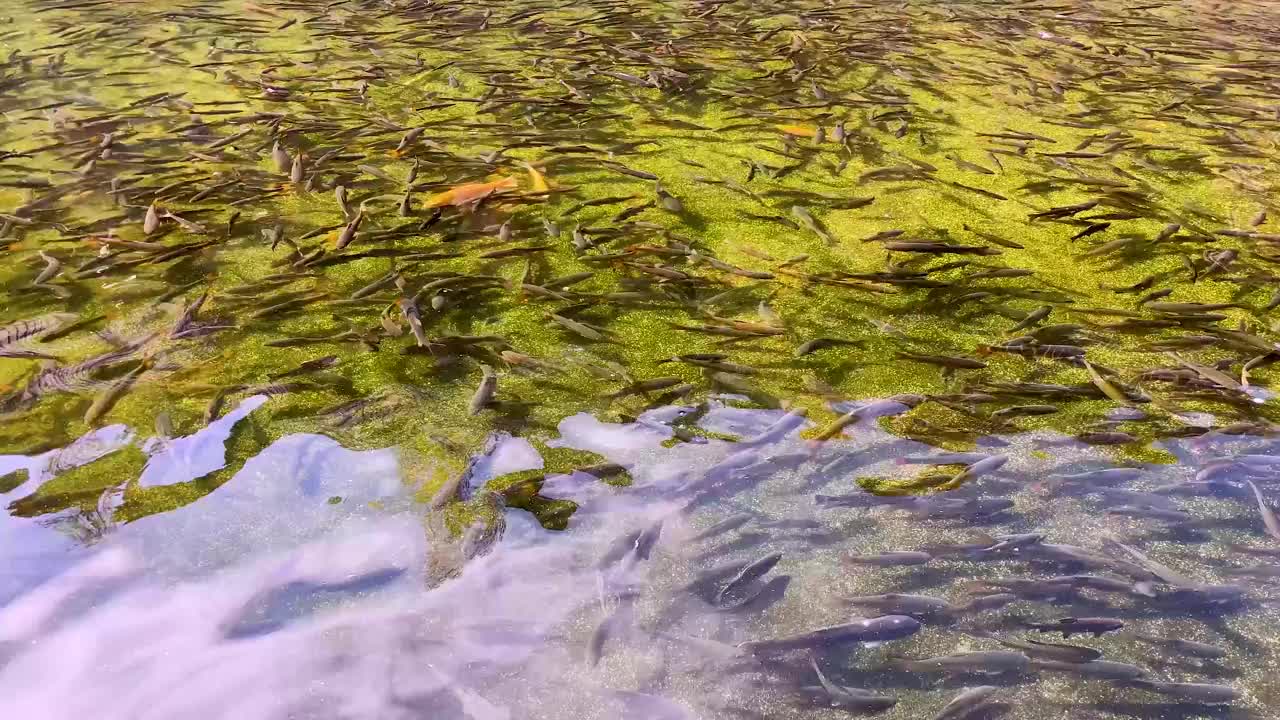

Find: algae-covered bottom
[2,0,1280,716]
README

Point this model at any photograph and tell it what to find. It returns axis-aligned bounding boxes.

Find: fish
[1131,634,1227,660]
[84,363,146,426]
[895,651,1029,674]
[269,355,338,380]
[847,593,954,617]
[690,513,752,542]
[738,615,921,654]
[1244,480,1280,541]
[143,202,161,234]
[549,313,609,341]
[986,636,1101,663]
[1027,617,1124,638]
[468,365,497,415]
[807,658,898,712]
[896,352,987,369]
[932,686,998,720]
[1030,659,1146,680]
[884,242,1001,256]
[32,251,61,285]
[424,177,518,208]
[947,455,1008,486]
[335,212,364,249]
[795,337,860,356]
[791,205,833,244]
[846,551,932,567]
[271,142,291,173]
[715,552,781,605]
[991,404,1058,418]
[1130,681,1240,704]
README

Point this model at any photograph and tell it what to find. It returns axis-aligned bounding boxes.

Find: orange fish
[423,177,518,208]
[776,124,817,138]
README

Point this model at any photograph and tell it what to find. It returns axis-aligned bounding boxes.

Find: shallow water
[3,0,1280,717]
[4,408,1280,719]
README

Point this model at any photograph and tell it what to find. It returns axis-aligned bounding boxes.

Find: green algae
[8,445,145,518]
[0,0,1276,522]
[115,411,274,523]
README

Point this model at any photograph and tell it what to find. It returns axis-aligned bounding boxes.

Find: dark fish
[846,551,932,567]
[884,242,1001,256]
[716,552,781,605]
[988,636,1101,663]
[738,615,921,654]
[896,651,1029,674]
[807,658,898,712]
[1031,659,1146,680]
[1027,617,1124,638]
[1131,634,1227,660]
[896,352,987,369]
[847,593,954,617]
[1130,681,1239,704]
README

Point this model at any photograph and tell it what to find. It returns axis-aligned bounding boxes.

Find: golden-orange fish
[523,162,549,193]
[776,124,816,138]
[423,177,518,208]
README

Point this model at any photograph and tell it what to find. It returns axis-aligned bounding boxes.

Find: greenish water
[1,1,1280,718]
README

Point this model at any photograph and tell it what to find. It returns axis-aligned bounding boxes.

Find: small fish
[1083,360,1130,405]
[884,242,1001,256]
[84,363,145,426]
[290,153,306,184]
[690,513,752,541]
[932,686,998,720]
[896,650,1029,674]
[269,355,338,380]
[143,202,161,234]
[271,142,292,173]
[795,337,860,356]
[846,551,931,567]
[655,182,683,213]
[807,657,898,712]
[1007,306,1051,333]
[1028,617,1124,638]
[716,552,782,605]
[549,313,607,341]
[792,205,834,244]
[947,455,1008,485]
[469,365,497,415]
[609,377,684,399]
[1131,634,1227,659]
[989,636,1101,664]
[896,352,987,369]
[847,593,953,617]
[1130,681,1240,705]
[32,251,61,285]
[1245,480,1280,541]
[335,211,364,249]
[1031,659,1146,680]
[1070,222,1110,240]
[991,404,1058,418]
[396,126,424,152]
[739,615,921,654]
